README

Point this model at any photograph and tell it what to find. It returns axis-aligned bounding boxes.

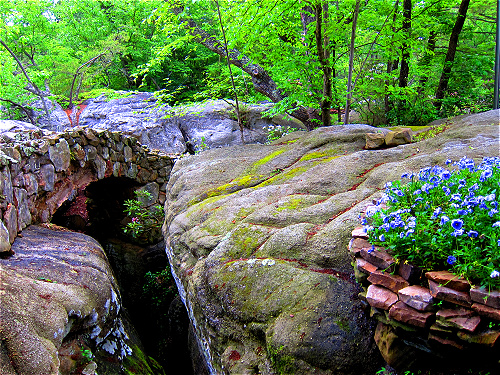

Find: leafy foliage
[123,190,164,243]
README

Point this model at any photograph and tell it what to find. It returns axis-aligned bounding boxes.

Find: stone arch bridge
[0,126,175,254]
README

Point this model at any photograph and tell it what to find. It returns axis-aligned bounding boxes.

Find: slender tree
[434,0,470,111]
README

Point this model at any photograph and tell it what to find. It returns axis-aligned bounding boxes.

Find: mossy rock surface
[164,110,499,374]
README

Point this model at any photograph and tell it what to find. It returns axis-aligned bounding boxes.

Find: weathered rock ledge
[164,110,499,374]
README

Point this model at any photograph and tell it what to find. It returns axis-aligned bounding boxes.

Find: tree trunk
[416,30,437,96]
[0,39,52,127]
[68,53,105,109]
[344,0,361,125]
[398,0,412,88]
[0,98,36,125]
[171,6,321,130]
[434,0,470,111]
[384,0,400,115]
[314,2,332,127]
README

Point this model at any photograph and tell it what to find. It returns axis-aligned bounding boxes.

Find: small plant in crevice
[80,347,93,361]
[195,136,210,154]
[142,267,177,308]
[265,124,300,144]
[123,190,164,243]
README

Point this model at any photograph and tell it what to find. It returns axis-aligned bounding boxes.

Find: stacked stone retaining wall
[0,126,175,254]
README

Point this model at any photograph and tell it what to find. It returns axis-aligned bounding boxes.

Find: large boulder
[76,94,304,154]
[164,110,499,374]
[0,225,164,375]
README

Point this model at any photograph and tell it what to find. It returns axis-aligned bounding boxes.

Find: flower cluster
[365,157,500,289]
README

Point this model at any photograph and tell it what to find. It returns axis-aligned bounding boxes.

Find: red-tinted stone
[428,280,471,307]
[368,270,409,293]
[356,257,378,275]
[360,247,395,271]
[351,227,369,239]
[436,307,480,332]
[398,262,422,284]
[425,271,471,292]
[398,286,434,312]
[472,303,500,321]
[428,333,464,350]
[470,287,500,309]
[366,284,399,310]
[348,237,371,255]
[389,301,434,328]
[457,330,500,347]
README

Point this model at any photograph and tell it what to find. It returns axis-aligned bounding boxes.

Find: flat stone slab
[348,237,371,255]
[366,284,399,310]
[428,280,471,307]
[457,329,500,347]
[356,257,378,275]
[360,248,395,271]
[367,270,409,293]
[397,262,422,284]
[472,303,500,321]
[398,285,434,312]
[351,226,369,239]
[436,307,480,332]
[389,301,434,328]
[428,332,464,350]
[425,271,471,292]
[470,287,500,309]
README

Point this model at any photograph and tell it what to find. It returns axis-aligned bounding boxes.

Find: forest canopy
[0,0,497,127]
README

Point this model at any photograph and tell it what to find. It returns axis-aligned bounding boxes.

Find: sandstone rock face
[164,110,499,374]
[0,225,162,375]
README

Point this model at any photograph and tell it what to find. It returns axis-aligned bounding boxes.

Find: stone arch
[0,126,175,254]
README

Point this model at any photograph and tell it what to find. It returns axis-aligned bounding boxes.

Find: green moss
[258,166,309,187]
[298,148,341,162]
[267,344,296,375]
[276,198,303,212]
[188,175,263,207]
[123,344,166,375]
[253,149,287,168]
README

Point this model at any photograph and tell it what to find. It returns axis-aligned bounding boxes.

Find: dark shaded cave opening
[51,177,195,375]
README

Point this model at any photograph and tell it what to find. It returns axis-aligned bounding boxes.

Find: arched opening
[50,176,195,374]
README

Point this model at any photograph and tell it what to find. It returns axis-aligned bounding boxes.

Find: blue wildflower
[440,216,450,225]
[490,270,500,279]
[451,229,464,237]
[493,222,500,227]
[485,193,496,201]
[468,183,479,192]
[457,210,468,216]
[442,186,451,196]
[440,170,451,180]
[451,219,463,230]
[368,245,375,254]
[445,159,452,165]
[489,209,499,217]
[447,255,457,265]
[450,194,462,201]
[467,230,478,238]
[480,169,493,182]
[379,234,385,242]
